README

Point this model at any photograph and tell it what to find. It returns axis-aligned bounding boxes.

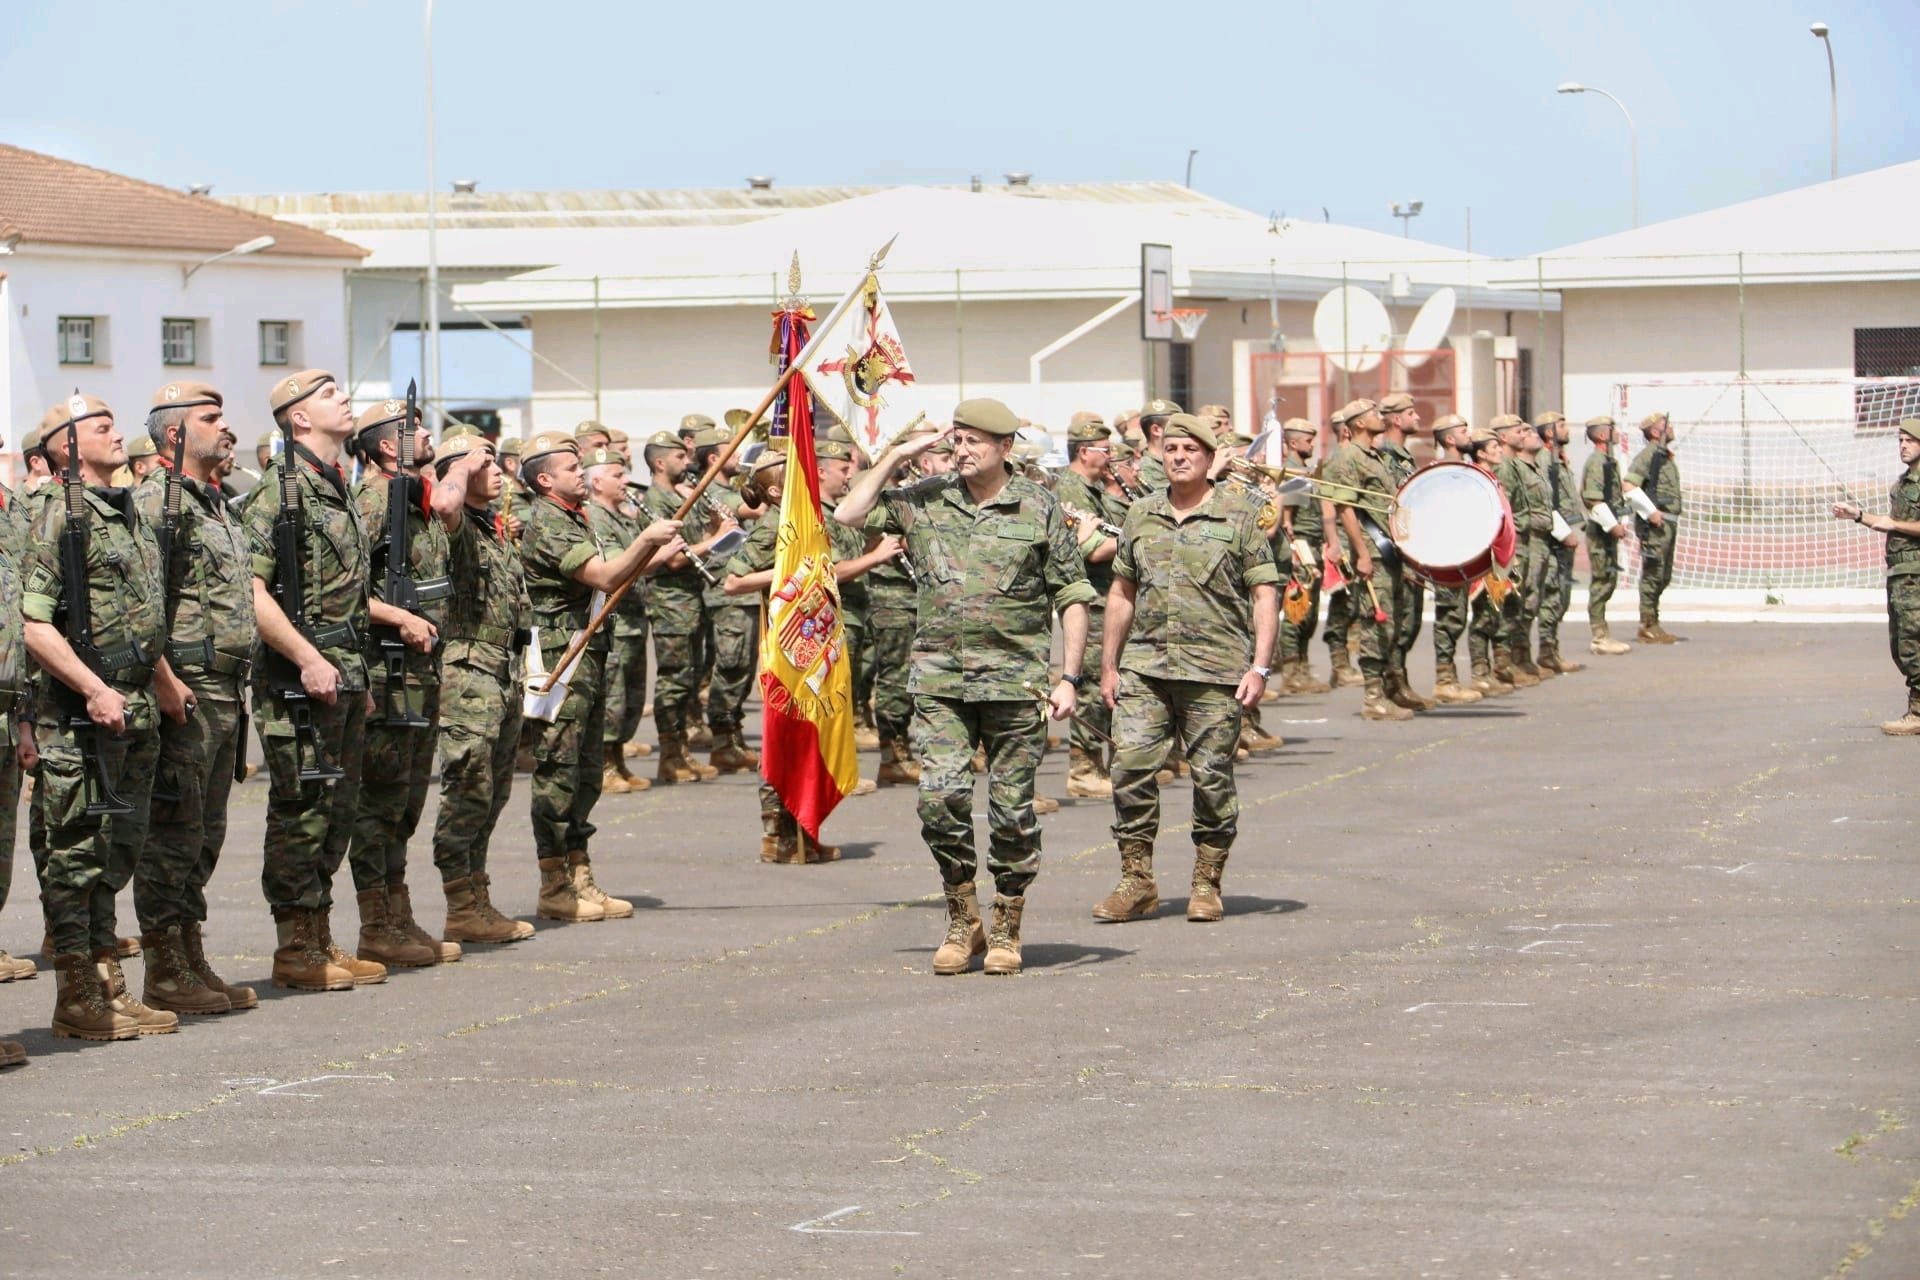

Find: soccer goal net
[1597,376,1920,595]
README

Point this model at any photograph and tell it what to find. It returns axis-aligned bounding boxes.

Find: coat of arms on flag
[800,270,915,448]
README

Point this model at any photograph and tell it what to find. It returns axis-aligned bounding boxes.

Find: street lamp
[1391,200,1424,237]
[1810,22,1837,180]
[181,234,275,284]
[424,0,442,429]
[1557,81,1639,227]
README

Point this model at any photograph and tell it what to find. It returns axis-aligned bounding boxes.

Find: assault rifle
[54,398,136,815]
[369,380,448,727]
[263,408,346,781]
[149,422,189,803]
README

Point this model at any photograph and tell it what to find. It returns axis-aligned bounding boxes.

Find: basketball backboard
[1141,243,1173,341]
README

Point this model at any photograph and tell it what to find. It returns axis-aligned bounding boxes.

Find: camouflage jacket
[245,450,371,692]
[585,501,648,637]
[521,495,607,657]
[1581,447,1626,523]
[640,480,713,628]
[1319,442,1396,551]
[352,473,451,686]
[724,516,778,582]
[0,493,28,712]
[703,484,753,611]
[861,504,917,621]
[1285,459,1325,543]
[1135,452,1169,494]
[23,482,168,706]
[1379,439,1417,487]
[441,506,531,682]
[1051,467,1118,603]
[1497,455,1554,537]
[1888,459,1920,578]
[134,467,257,694]
[1625,443,1684,516]
[1113,487,1280,685]
[1542,449,1584,537]
[822,501,869,615]
[876,473,1096,701]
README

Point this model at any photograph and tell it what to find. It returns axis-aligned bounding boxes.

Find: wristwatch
[1062,674,1088,690]
[1251,665,1272,680]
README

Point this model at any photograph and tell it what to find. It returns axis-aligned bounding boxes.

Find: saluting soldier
[1580,415,1633,656]
[345,398,455,970]
[834,400,1093,977]
[427,434,537,943]
[520,432,684,922]
[1052,415,1122,797]
[1095,413,1278,925]
[25,395,179,1038]
[1832,418,1920,735]
[1425,414,1484,704]
[1374,393,1434,710]
[1492,414,1552,687]
[1625,411,1684,644]
[580,446,651,793]
[640,431,732,782]
[1274,417,1332,694]
[1533,412,1586,675]
[131,381,260,1016]
[863,422,934,786]
[1320,400,1408,720]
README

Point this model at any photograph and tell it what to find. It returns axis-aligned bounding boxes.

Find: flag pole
[539,235,897,692]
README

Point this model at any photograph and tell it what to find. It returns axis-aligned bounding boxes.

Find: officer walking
[1832,418,1920,735]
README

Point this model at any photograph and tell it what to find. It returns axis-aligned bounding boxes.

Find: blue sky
[6,0,1915,257]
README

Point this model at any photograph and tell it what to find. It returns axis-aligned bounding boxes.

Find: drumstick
[1362,576,1390,623]
[1022,681,1117,746]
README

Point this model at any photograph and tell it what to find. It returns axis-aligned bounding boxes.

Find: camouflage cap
[1281,416,1318,436]
[950,397,1023,437]
[1111,439,1137,461]
[1067,419,1111,444]
[1328,406,1351,428]
[572,419,612,442]
[1639,411,1670,433]
[1377,392,1416,415]
[125,435,158,461]
[1160,412,1219,452]
[680,412,716,433]
[520,430,579,469]
[691,425,729,449]
[1068,409,1106,429]
[1139,398,1182,423]
[151,379,222,413]
[1337,398,1379,423]
[1489,413,1529,433]
[582,446,625,469]
[268,369,336,415]
[1533,410,1567,427]
[815,438,855,462]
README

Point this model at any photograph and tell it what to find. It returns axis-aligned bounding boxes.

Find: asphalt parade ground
[0,624,1914,1279]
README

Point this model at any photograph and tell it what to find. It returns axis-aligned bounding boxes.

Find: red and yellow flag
[759,396,860,838]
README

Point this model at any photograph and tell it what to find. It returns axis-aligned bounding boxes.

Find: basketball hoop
[1166,308,1209,342]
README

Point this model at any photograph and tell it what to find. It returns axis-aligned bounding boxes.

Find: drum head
[1392,462,1504,575]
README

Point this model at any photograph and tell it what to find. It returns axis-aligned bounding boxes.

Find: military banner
[798,270,915,450]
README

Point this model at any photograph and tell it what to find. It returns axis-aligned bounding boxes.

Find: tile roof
[0,142,365,259]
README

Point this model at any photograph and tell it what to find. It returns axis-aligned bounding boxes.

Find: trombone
[1222,457,1396,520]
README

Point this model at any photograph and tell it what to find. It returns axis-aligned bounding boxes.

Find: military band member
[1095,413,1278,924]
[1319,405,1363,688]
[1580,416,1632,655]
[1052,416,1122,798]
[345,398,456,969]
[26,395,180,1037]
[1425,414,1483,704]
[1374,393,1434,710]
[1465,428,1515,696]
[1320,400,1409,720]
[1274,418,1332,694]
[835,399,1093,977]
[582,446,651,795]
[1625,412,1683,644]
[519,432,684,922]
[131,381,260,1015]
[1533,412,1585,675]
[1832,418,1920,735]
[1134,399,1180,493]
[642,431,733,782]
[1491,415,1551,687]
[691,422,762,773]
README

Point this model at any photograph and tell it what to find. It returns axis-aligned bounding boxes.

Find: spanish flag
[759,397,860,838]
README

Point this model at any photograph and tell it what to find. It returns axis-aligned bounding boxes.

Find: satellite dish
[1401,287,1458,369]
[1312,286,1393,374]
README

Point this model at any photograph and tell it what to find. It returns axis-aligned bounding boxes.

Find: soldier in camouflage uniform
[1372,393,1435,710]
[864,423,949,785]
[1463,428,1517,695]
[641,431,736,782]
[690,422,762,773]
[345,399,455,970]
[1492,415,1553,687]
[1533,412,1587,675]
[1052,416,1122,797]
[131,381,260,1016]
[1272,418,1332,694]
[583,447,652,795]
[1317,407,1364,688]
[1132,399,1180,493]
[1580,416,1633,656]
[1424,414,1485,704]
[1833,419,1920,734]
[835,399,1094,977]
[1095,414,1279,925]
[0,464,37,999]
[1320,400,1410,721]
[1625,412,1684,644]
[520,431,685,923]
[23,395,177,1039]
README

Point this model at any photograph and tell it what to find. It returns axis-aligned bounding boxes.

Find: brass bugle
[1224,458,1394,518]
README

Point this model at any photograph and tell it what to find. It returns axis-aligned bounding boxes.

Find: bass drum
[1390,461,1511,587]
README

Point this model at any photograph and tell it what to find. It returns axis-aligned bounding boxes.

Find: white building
[0,143,365,459]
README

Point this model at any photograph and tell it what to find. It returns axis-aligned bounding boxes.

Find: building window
[260,320,292,366]
[58,316,96,365]
[162,318,198,366]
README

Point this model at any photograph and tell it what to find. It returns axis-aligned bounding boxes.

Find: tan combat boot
[708,729,757,775]
[1515,644,1552,681]
[115,936,142,959]
[1032,793,1061,815]
[51,952,139,1041]
[182,922,257,1010]
[983,895,1026,976]
[853,709,881,752]
[1432,668,1483,705]
[1361,677,1415,721]
[1092,842,1160,922]
[600,744,632,795]
[319,907,388,984]
[1241,713,1284,752]
[730,727,761,769]
[1283,659,1332,695]
[1881,702,1920,736]
[613,747,650,791]
[656,732,702,784]
[1468,659,1504,696]
[687,722,714,750]
[139,927,231,1015]
[0,949,36,981]
[1496,647,1539,688]
[1386,669,1436,712]
[1329,645,1364,688]
[800,832,841,863]
[1649,622,1681,644]
[0,1038,23,1067]
[388,880,461,963]
[443,875,533,943]
[96,951,178,1035]
[568,852,634,918]
[1589,623,1631,656]
[1066,746,1114,798]
[475,873,537,941]
[932,881,986,975]
[271,910,355,991]
[1538,639,1583,674]
[1187,845,1230,923]
[355,888,437,969]
[621,740,653,759]
[876,737,920,786]
[537,856,606,923]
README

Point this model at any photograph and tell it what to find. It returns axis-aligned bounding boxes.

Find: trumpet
[1224,457,1395,520]
[1058,500,1122,539]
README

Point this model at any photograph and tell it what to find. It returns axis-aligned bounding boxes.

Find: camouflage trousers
[1498,536,1550,655]
[1636,518,1678,618]
[530,647,607,861]
[434,654,523,882]
[604,626,649,747]
[911,695,1044,896]
[1278,575,1321,665]
[1110,673,1243,851]
[1588,525,1624,626]
[1393,569,1425,671]
[707,603,758,732]
[1072,607,1112,763]
[137,679,244,931]
[852,605,877,720]
[1540,543,1577,645]
[0,713,19,921]
[1888,573,1920,708]
[650,608,706,738]
[348,680,441,892]
[257,685,366,914]
[37,689,161,955]
[868,610,915,744]
[1323,575,1353,659]
[1351,564,1403,679]
[1433,584,1469,667]
[1469,581,1502,666]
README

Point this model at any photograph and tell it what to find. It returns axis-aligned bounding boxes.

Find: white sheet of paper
[1591,502,1620,533]
[521,625,586,723]
[1625,488,1659,519]
[1550,511,1572,541]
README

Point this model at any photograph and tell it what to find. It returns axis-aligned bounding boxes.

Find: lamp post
[424,0,441,429]
[1185,149,1198,188]
[1557,82,1638,227]
[1391,200,1423,237]
[1810,22,1838,180]
[182,235,275,284]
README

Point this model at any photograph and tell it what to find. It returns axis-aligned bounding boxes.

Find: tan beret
[1584,414,1616,431]
[1899,419,1920,442]
[815,438,854,462]
[433,432,496,472]
[950,398,1022,437]
[353,397,415,438]
[1533,410,1566,427]
[498,436,525,457]
[1139,398,1183,422]
[1431,413,1469,433]
[572,420,612,442]
[1111,439,1136,461]
[19,425,46,457]
[680,413,715,433]
[1489,414,1528,433]
[269,369,336,415]
[125,435,158,461]
[520,431,579,470]
[441,422,483,444]
[256,430,278,453]
[1639,412,1670,432]
[1377,392,1416,415]
[1068,410,1106,430]
[1160,412,1218,451]
[1467,426,1497,446]
[1067,420,1111,444]
[750,450,788,476]
[645,430,684,451]
[604,426,630,445]
[152,380,222,413]
[41,394,113,444]
[1337,398,1379,422]
[1281,417,1317,435]
[582,446,625,469]
[691,425,728,449]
